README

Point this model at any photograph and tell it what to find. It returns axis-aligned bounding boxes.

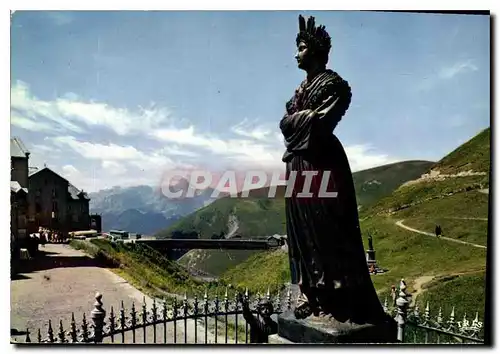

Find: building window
[52,188,57,198]
[52,201,58,212]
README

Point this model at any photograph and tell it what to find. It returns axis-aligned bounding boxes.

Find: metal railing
[16,279,485,344]
[20,287,290,344]
[387,279,485,344]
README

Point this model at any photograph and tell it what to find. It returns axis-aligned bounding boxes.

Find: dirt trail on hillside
[395,220,487,249]
[411,275,435,305]
[409,270,485,306]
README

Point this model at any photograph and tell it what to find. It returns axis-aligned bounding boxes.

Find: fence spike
[58,319,65,343]
[413,301,420,319]
[245,287,249,299]
[142,298,148,325]
[424,301,430,323]
[48,319,54,343]
[70,313,77,343]
[266,287,271,301]
[120,301,126,334]
[162,299,168,321]
[130,302,137,328]
[183,294,189,315]
[25,328,31,343]
[173,297,178,319]
[37,328,42,343]
[447,306,456,331]
[461,312,469,331]
[224,286,228,300]
[436,307,443,326]
[109,306,115,339]
[193,294,199,315]
[152,298,158,322]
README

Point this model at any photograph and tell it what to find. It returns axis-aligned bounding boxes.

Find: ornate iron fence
[16,279,485,344]
[20,287,291,344]
[386,279,485,344]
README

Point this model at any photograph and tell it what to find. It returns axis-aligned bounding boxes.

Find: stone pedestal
[366,249,376,264]
[274,310,397,344]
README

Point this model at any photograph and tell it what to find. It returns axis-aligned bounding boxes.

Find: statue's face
[295,41,311,70]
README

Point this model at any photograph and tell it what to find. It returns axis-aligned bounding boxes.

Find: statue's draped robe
[280,69,386,324]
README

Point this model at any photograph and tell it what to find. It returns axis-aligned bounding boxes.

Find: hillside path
[442,217,488,221]
[394,220,487,249]
[11,244,227,344]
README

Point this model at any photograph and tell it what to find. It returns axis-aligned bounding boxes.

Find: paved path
[10,244,232,344]
[395,220,487,249]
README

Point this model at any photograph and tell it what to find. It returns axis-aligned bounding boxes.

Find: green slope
[353,160,434,208]
[432,127,490,175]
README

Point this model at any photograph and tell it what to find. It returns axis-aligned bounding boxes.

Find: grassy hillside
[69,239,212,298]
[363,128,490,218]
[353,160,434,208]
[155,195,287,240]
[431,127,490,174]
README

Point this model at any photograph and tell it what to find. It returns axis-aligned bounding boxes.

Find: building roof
[10,181,28,194]
[29,166,90,201]
[68,182,90,200]
[10,137,30,158]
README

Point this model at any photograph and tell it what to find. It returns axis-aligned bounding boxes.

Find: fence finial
[447,306,456,331]
[437,307,443,326]
[25,328,31,343]
[424,301,430,323]
[395,278,409,342]
[58,320,65,343]
[91,292,106,343]
[48,319,54,343]
[70,313,77,343]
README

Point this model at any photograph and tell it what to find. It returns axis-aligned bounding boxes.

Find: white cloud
[101,160,128,176]
[439,59,478,80]
[11,81,172,136]
[12,81,398,193]
[345,144,399,172]
[10,112,56,133]
[230,119,272,141]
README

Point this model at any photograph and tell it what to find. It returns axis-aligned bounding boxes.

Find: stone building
[10,137,30,249]
[28,167,90,235]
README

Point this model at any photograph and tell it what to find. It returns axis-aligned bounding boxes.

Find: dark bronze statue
[237,293,278,343]
[279,15,387,325]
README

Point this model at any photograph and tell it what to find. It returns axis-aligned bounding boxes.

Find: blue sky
[10,11,490,192]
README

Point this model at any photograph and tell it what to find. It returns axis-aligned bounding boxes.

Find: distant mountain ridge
[89,182,216,234]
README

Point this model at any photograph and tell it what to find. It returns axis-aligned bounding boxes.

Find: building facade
[10,137,30,248]
[28,167,90,235]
